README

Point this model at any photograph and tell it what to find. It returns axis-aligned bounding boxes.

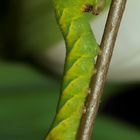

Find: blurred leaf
[93,116,140,140]
[0,61,57,87]
[0,61,60,140]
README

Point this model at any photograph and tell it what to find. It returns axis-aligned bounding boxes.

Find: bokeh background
[0,0,140,140]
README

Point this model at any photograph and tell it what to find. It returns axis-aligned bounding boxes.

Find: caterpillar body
[46,0,104,139]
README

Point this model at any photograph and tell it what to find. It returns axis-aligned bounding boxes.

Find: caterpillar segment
[46,0,104,139]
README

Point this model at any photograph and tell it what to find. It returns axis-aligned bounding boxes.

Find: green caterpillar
[45,0,105,139]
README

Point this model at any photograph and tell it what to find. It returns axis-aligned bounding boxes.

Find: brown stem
[77,0,127,140]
